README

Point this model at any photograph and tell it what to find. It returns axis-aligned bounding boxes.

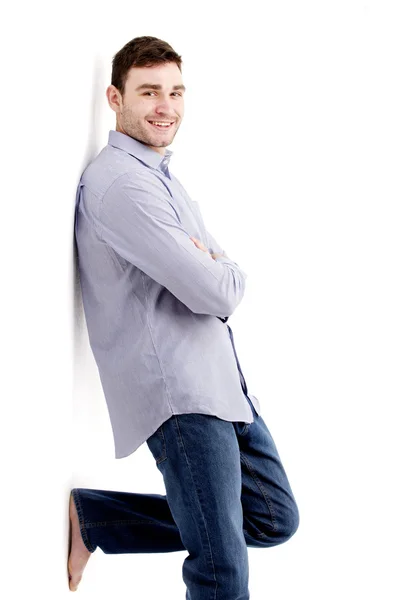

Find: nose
[154,96,176,117]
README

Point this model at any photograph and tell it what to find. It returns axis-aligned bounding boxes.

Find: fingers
[190,237,208,252]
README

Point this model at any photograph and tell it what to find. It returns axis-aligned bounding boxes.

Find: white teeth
[149,121,172,127]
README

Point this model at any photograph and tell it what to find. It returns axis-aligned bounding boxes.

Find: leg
[237,397,300,547]
[72,405,299,555]
[71,398,299,598]
[73,412,250,599]
[70,487,186,554]
[147,412,250,600]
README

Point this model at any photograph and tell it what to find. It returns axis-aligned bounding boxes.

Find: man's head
[106,36,185,156]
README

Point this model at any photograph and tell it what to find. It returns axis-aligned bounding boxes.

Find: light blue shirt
[74,130,261,459]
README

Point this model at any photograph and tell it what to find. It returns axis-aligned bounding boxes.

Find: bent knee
[280,503,300,540]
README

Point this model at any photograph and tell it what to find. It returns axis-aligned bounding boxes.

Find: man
[69,36,299,596]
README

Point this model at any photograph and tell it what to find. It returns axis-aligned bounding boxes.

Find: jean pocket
[146,423,168,464]
[234,421,250,437]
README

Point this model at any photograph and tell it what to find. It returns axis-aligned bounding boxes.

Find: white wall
[2,1,398,598]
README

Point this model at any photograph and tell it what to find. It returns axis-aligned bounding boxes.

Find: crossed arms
[95,171,247,319]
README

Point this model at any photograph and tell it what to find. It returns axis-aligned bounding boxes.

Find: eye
[143,92,182,97]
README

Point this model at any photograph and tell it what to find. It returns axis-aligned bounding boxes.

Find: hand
[190,237,224,260]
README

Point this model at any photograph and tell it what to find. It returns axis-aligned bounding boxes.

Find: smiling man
[113,61,185,151]
[70,35,299,597]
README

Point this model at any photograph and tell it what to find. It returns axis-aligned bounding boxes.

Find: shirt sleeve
[205,228,246,324]
[97,171,247,318]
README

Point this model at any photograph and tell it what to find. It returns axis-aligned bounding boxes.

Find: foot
[68,492,92,591]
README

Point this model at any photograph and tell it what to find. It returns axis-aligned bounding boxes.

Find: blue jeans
[71,396,299,599]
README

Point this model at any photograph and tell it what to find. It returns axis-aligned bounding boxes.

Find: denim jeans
[71,395,299,599]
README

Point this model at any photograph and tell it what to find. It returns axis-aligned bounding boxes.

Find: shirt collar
[107,129,173,173]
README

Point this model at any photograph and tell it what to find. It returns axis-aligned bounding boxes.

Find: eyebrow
[135,83,186,92]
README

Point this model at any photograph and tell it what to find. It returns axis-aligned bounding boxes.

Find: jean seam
[240,453,278,533]
[85,519,160,528]
[174,415,218,600]
[156,425,168,463]
[71,490,96,552]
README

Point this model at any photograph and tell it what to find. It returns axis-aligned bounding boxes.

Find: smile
[147,120,174,130]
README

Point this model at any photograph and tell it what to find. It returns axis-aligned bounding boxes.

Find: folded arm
[96,172,247,318]
[204,229,244,323]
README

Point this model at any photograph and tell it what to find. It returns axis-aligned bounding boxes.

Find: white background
[1,1,398,598]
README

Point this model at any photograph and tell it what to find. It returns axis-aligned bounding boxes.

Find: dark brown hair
[111,36,183,98]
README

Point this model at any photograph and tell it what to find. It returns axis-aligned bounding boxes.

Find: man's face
[107,62,185,155]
